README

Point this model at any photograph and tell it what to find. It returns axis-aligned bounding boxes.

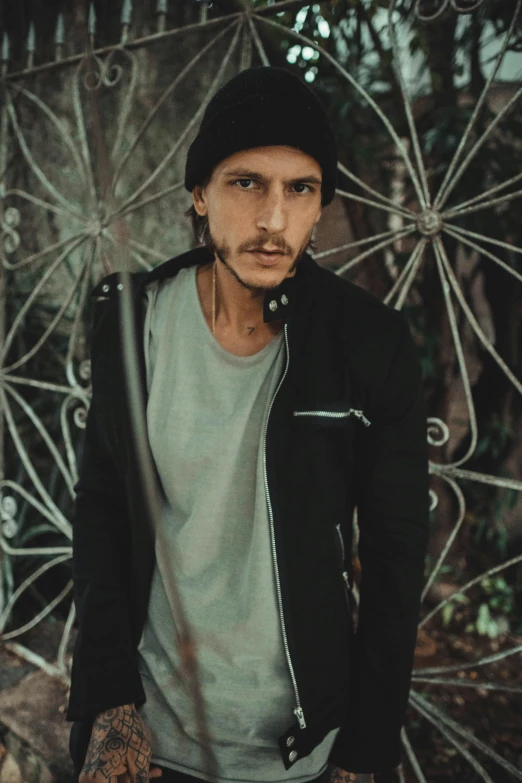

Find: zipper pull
[342,570,351,588]
[294,706,307,729]
[351,409,371,427]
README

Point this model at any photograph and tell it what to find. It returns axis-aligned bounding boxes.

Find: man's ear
[192,184,207,217]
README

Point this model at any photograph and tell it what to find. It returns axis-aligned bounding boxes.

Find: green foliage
[441,591,469,628]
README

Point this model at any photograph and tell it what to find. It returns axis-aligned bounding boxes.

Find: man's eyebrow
[223,168,322,186]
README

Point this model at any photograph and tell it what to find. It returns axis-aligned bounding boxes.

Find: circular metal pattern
[416,208,444,237]
[269,299,278,312]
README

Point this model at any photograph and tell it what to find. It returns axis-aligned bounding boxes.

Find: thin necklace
[212,260,216,335]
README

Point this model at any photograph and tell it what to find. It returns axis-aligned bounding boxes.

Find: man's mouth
[249,248,285,255]
[248,249,286,265]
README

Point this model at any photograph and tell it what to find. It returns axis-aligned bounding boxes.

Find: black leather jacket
[66,246,430,779]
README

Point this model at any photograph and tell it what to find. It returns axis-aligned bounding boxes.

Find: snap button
[281,294,288,305]
[102,284,110,293]
[288,750,298,763]
[117,283,123,290]
[286,735,295,747]
[269,300,278,312]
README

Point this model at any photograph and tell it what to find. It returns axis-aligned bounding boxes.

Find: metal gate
[0,1,521,779]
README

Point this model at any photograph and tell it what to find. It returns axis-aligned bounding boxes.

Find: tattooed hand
[78,703,163,782]
[330,767,374,783]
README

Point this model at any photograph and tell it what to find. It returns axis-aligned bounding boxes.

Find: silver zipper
[335,523,346,562]
[293,409,371,427]
[335,525,353,609]
[263,323,306,731]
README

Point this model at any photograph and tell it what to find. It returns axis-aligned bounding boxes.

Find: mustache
[242,240,290,254]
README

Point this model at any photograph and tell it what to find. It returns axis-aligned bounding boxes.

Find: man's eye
[234,179,255,188]
[293,183,311,194]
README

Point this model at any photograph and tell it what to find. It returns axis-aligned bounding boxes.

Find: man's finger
[149,766,163,779]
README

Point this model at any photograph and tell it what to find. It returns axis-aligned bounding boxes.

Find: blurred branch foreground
[0,0,521,781]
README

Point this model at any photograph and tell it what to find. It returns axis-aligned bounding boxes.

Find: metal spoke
[411,676,522,695]
[434,236,522,396]
[248,16,270,67]
[443,225,522,285]
[420,555,522,629]
[3,383,76,498]
[3,641,69,684]
[400,727,429,783]
[4,189,86,222]
[410,690,522,780]
[433,0,522,209]
[436,81,522,211]
[446,222,522,257]
[384,238,427,307]
[335,226,416,276]
[421,473,466,602]
[7,83,87,186]
[415,643,522,676]
[409,692,496,783]
[113,181,185,220]
[7,95,85,217]
[430,238,479,466]
[0,553,71,632]
[0,388,71,534]
[1,230,87,272]
[336,160,416,219]
[336,187,418,220]
[315,227,414,261]
[1,579,72,641]
[444,188,522,219]
[0,479,71,533]
[443,170,522,216]
[393,239,428,310]
[388,0,430,208]
[2,236,88,370]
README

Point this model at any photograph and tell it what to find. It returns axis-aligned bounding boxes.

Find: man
[66,66,430,783]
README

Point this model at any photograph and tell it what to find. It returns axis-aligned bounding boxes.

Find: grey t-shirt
[137,265,338,782]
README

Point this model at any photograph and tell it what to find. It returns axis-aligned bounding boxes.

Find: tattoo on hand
[81,704,152,782]
[330,768,374,783]
[247,326,255,334]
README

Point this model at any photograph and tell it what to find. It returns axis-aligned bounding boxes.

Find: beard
[207,228,314,293]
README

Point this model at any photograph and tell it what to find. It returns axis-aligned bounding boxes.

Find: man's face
[192,146,323,292]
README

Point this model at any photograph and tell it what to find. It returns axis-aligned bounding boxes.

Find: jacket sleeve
[330,313,430,773]
[66,297,146,721]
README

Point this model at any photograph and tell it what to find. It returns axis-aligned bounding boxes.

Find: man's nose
[256,190,288,235]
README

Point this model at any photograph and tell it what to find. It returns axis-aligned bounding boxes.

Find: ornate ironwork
[0,0,521,779]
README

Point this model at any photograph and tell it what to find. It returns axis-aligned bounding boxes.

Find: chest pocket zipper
[293,409,371,427]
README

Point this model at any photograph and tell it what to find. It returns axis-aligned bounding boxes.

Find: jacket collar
[92,245,317,324]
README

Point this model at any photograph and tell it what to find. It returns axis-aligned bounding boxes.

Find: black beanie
[184,66,338,207]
